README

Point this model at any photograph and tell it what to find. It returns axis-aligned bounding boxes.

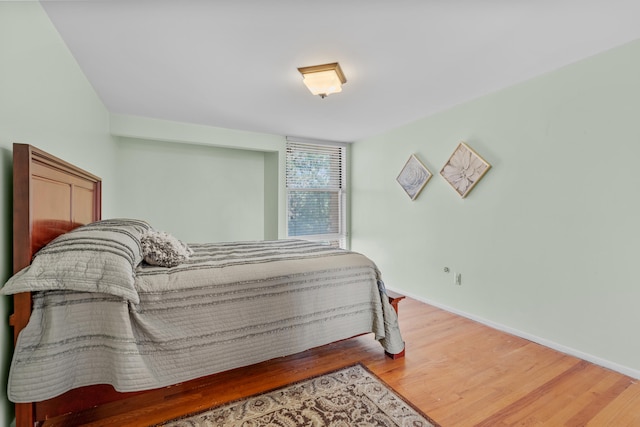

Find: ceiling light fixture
[297,62,347,98]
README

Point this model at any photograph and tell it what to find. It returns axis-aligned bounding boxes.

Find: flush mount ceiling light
[297,62,347,98]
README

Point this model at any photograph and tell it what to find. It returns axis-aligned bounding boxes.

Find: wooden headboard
[11,142,102,337]
[11,143,101,426]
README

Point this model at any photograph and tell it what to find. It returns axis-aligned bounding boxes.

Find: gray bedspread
[7,240,404,403]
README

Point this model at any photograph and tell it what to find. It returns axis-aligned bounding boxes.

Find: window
[286,139,346,248]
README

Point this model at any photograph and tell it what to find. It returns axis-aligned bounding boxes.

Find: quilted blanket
[7,240,404,403]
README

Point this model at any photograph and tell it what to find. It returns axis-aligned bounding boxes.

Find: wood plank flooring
[45,298,640,426]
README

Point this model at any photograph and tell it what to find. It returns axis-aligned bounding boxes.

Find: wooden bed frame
[9,143,404,427]
[11,144,105,426]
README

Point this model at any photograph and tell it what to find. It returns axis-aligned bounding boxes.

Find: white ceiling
[41,0,640,143]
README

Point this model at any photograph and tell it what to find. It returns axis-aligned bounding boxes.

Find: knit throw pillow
[141,230,193,267]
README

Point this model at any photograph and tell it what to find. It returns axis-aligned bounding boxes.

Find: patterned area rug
[161,363,439,426]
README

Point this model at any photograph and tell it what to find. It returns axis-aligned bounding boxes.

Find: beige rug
[161,363,439,426]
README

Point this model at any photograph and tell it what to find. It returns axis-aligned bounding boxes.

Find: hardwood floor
[45,298,640,426]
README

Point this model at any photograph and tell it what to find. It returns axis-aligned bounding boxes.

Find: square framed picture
[440,142,491,198]
[397,154,432,200]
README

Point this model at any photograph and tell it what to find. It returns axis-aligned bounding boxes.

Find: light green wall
[110,114,287,241]
[264,152,280,240]
[0,3,120,424]
[351,38,640,377]
[110,113,284,152]
[116,137,267,242]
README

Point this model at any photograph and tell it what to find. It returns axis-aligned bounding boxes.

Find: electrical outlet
[455,273,462,286]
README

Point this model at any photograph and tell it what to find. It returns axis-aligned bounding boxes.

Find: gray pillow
[141,230,193,267]
[1,218,152,304]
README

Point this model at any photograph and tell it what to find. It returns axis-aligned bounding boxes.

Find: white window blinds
[286,140,346,248]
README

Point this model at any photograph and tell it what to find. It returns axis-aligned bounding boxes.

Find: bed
[3,143,405,427]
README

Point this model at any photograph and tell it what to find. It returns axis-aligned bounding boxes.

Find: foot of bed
[385,348,405,359]
[385,290,406,359]
[386,290,406,315]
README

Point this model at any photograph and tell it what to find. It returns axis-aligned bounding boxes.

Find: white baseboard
[390,288,640,380]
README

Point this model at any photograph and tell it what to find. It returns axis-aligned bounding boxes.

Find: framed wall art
[397,154,432,200]
[440,142,491,198]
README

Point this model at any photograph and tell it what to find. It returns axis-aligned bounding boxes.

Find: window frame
[285,138,347,248]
